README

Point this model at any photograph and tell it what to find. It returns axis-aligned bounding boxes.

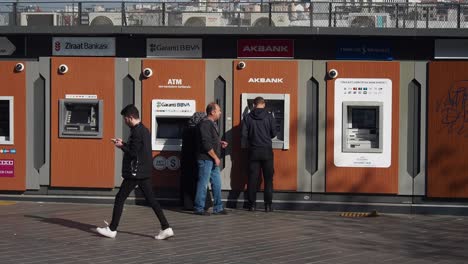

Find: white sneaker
[155,227,174,240]
[96,221,117,238]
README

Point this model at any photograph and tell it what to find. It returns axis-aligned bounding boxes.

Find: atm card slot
[64,125,80,131]
[83,126,97,131]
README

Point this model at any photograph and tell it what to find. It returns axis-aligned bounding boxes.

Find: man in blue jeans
[194,102,228,215]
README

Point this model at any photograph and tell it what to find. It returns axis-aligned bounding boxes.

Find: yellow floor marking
[0,201,17,206]
[340,211,379,217]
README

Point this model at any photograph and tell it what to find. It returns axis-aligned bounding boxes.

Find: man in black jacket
[242,97,277,212]
[96,104,174,240]
[194,102,229,215]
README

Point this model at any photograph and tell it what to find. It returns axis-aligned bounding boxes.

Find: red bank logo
[242,46,289,53]
[238,39,294,58]
[54,41,61,51]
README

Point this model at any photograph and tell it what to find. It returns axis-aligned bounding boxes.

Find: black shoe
[248,206,256,212]
[265,204,273,212]
[194,211,211,216]
[213,210,228,215]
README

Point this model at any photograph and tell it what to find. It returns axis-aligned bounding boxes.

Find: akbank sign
[238,39,294,58]
[248,78,284,83]
[52,37,116,56]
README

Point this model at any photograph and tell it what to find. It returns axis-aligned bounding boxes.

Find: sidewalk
[0,201,467,264]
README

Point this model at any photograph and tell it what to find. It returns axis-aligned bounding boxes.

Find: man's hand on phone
[111,138,124,148]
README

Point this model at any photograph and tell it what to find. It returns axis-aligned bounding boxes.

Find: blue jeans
[194,160,224,213]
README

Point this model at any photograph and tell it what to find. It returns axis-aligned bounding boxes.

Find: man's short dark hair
[253,97,265,106]
[206,102,218,116]
[120,104,140,119]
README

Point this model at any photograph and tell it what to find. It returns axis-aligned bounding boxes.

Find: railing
[0,1,467,29]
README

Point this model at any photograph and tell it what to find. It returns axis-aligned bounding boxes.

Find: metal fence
[0,1,467,28]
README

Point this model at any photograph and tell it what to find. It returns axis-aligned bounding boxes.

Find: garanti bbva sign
[147,38,202,58]
[52,37,116,56]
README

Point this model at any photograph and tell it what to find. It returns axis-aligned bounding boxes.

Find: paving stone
[1,201,468,264]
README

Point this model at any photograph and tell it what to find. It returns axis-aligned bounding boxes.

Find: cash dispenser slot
[0,97,13,144]
[59,99,103,138]
[241,93,290,150]
[342,102,383,153]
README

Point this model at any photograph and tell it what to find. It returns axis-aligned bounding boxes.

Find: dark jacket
[196,118,221,161]
[242,108,277,160]
[180,112,213,209]
[181,112,207,184]
[181,113,207,180]
[121,122,153,179]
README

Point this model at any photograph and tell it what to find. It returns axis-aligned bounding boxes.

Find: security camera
[328,69,338,79]
[15,63,24,72]
[142,68,153,78]
[237,61,246,70]
[58,64,69,74]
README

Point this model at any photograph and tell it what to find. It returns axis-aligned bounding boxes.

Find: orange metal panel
[141,60,206,189]
[232,60,298,191]
[427,61,468,198]
[0,61,26,191]
[50,58,115,188]
[326,61,400,194]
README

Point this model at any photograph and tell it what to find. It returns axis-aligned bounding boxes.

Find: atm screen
[266,100,285,138]
[60,99,102,138]
[0,100,10,137]
[351,108,377,129]
[70,109,91,124]
[66,104,93,124]
[156,118,187,139]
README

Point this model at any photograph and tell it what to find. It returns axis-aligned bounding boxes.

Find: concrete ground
[0,200,467,264]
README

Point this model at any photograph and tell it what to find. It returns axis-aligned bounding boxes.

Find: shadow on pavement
[24,215,154,239]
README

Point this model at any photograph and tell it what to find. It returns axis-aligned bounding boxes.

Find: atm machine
[334,78,392,168]
[59,99,103,138]
[50,57,115,189]
[0,97,13,144]
[240,93,290,150]
[0,61,27,191]
[151,99,196,151]
[342,102,383,153]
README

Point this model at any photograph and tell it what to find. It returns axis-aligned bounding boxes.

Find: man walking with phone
[96,104,174,240]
